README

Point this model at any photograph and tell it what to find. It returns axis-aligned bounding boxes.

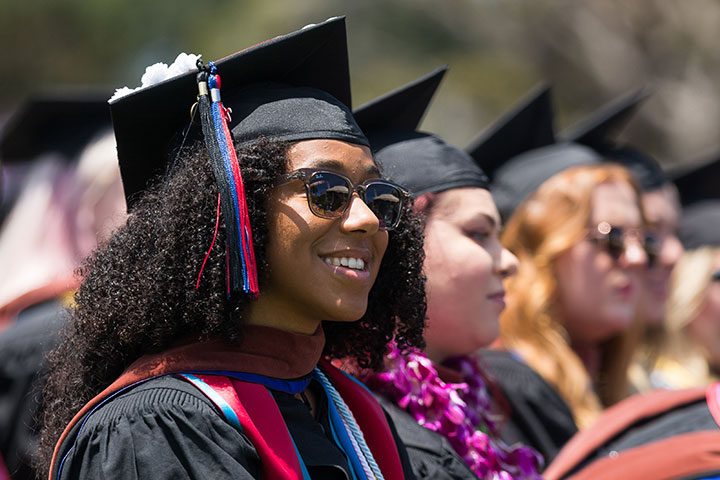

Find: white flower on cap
[109,53,201,103]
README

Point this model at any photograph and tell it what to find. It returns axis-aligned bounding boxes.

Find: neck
[424,342,453,365]
[244,294,321,335]
[571,339,602,382]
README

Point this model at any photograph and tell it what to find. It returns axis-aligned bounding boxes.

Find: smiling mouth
[323,256,366,271]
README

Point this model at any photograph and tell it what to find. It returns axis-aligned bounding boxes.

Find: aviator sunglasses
[587,221,660,267]
[277,168,411,231]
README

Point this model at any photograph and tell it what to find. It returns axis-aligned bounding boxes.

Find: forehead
[286,139,378,178]
[642,184,681,228]
[590,181,641,226]
[431,188,499,224]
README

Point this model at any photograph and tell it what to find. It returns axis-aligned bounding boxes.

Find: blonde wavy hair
[654,247,720,387]
[499,164,643,429]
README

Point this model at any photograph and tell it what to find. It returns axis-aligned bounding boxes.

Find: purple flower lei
[363,346,544,479]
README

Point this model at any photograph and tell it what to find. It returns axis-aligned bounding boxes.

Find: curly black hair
[36,137,426,475]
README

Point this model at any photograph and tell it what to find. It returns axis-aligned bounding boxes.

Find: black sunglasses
[276,168,410,231]
[712,269,720,282]
[587,221,658,266]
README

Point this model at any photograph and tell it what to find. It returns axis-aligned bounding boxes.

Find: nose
[621,238,648,268]
[659,234,684,268]
[340,193,380,235]
[497,246,519,279]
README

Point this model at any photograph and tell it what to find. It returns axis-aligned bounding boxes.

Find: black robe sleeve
[57,376,260,480]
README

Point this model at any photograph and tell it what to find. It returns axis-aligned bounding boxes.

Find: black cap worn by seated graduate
[354,67,489,197]
[0,93,112,162]
[671,155,720,249]
[109,16,367,297]
[0,93,113,224]
[467,85,601,221]
[563,88,669,192]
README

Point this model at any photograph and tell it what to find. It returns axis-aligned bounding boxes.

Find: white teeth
[323,256,365,270]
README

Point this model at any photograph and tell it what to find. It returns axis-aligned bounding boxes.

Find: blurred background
[2,0,719,169]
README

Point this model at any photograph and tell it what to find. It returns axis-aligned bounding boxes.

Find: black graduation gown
[374,396,478,480]
[481,349,578,464]
[54,370,417,480]
[0,299,66,480]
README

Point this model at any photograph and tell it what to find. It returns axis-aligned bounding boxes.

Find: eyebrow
[482,213,498,229]
[307,158,381,177]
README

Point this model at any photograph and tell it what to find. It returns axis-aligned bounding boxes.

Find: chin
[601,313,635,338]
[640,304,665,327]
[325,301,369,323]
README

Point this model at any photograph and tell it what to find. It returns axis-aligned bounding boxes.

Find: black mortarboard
[672,155,720,248]
[490,143,602,221]
[354,66,447,134]
[355,67,489,197]
[466,84,600,220]
[466,84,555,181]
[563,88,667,191]
[0,93,112,162]
[110,16,366,208]
[562,88,650,150]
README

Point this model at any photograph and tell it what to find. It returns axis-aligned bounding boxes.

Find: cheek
[375,231,389,264]
[424,234,493,296]
[694,287,720,335]
[263,197,318,278]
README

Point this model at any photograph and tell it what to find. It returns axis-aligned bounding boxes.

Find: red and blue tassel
[196,61,259,298]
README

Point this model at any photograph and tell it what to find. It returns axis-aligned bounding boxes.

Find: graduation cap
[0,93,112,162]
[110,16,366,297]
[354,67,489,197]
[354,66,447,134]
[466,84,555,181]
[466,84,601,220]
[562,88,650,149]
[111,16,364,207]
[672,155,720,248]
[563,88,666,191]
[0,93,113,228]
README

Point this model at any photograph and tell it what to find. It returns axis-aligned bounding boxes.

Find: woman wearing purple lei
[353,70,544,480]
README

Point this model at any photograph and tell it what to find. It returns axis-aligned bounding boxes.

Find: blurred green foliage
[2,0,719,165]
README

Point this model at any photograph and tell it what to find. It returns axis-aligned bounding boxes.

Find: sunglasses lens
[606,228,626,260]
[364,182,404,230]
[644,233,661,268]
[307,172,351,217]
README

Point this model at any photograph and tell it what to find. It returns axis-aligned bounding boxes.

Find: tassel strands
[195,60,259,297]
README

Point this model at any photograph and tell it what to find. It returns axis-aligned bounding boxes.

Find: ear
[413,193,435,214]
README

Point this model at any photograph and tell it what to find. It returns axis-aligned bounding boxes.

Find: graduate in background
[562,90,685,392]
[473,88,651,429]
[0,95,124,480]
[357,69,544,479]
[648,155,720,389]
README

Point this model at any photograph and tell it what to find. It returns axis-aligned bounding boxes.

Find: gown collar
[125,324,325,381]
